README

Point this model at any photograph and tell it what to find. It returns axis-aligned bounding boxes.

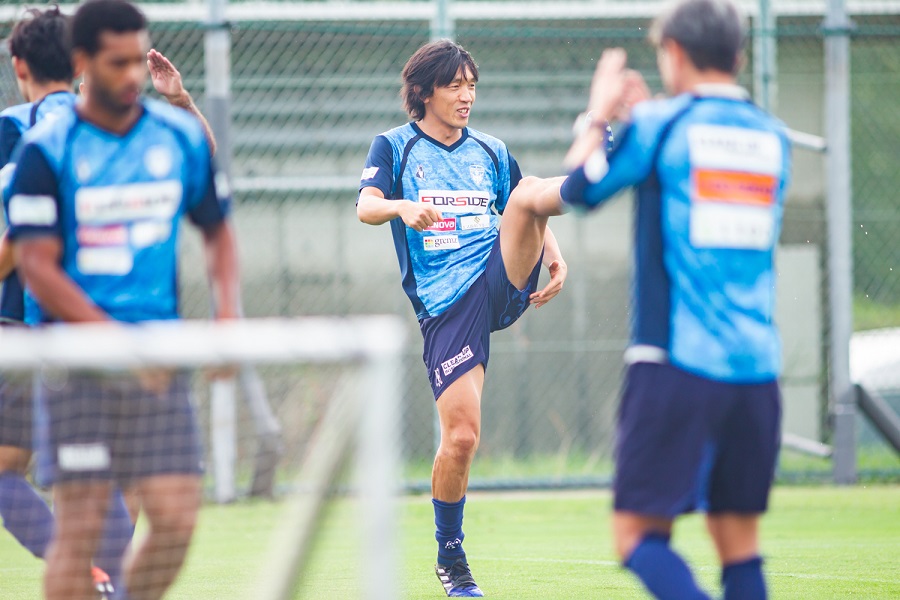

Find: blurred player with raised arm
[358,40,567,597]
[0,7,134,598]
[514,0,792,598]
[5,1,239,599]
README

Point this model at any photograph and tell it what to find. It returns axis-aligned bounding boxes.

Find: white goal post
[0,316,406,600]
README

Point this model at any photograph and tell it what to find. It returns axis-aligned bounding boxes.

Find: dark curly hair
[8,6,74,84]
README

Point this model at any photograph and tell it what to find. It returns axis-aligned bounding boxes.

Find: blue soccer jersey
[0,91,77,322]
[560,86,792,383]
[359,123,521,319]
[6,97,230,323]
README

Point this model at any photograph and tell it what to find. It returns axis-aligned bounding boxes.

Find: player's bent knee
[442,427,480,459]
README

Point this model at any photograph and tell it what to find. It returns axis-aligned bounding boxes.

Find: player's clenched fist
[399,201,443,231]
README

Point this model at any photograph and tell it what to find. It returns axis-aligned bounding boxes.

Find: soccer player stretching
[0,7,133,597]
[358,40,567,597]
[516,0,792,598]
[6,1,239,599]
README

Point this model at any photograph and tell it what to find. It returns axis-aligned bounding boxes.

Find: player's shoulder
[631,94,697,133]
[0,102,32,134]
[19,104,78,163]
[465,127,508,155]
[142,97,207,148]
[377,123,419,147]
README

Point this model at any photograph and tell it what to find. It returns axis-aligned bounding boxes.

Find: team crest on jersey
[76,159,92,183]
[415,164,425,180]
[145,146,173,179]
[469,164,486,186]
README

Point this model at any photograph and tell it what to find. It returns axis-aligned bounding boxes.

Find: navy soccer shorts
[420,236,542,401]
[0,375,34,450]
[614,362,781,517]
[34,371,204,486]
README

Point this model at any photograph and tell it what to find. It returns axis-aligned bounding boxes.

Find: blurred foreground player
[514,0,792,597]
[6,1,239,599]
[0,7,133,598]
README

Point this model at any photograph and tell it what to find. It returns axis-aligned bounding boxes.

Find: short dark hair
[650,0,747,74]
[70,0,147,57]
[401,40,479,121]
[8,7,73,84]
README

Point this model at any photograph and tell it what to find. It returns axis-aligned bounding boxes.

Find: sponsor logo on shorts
[361,166,379,180]
[76,225,128,246]
[434,368,443,387]
[419,189,490,214]
[8,195,57,226]
[459,215,491,231]
[58,443,111,471]
[424,235,460,251]
[425,218,457,232]
[441,345,474,376]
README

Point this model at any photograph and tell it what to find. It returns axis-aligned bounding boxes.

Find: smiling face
[421,67,476,141]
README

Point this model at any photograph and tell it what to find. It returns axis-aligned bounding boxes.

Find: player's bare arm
[357,186,443,231]
[147,48,217,155]
[0,232,14,281]
[15,237,109,322]
[202,220,241,321]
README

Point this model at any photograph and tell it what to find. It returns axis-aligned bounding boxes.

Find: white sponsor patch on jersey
[690,202,775,250]
[425,218,457,232]
[687,125,782,175]
[8,194,58,226]
[131,220,172,248]
[361,166,379,180]
[59,442,110,471]
[75,180,182,225]
[419,189,490,215]
[76,247,133,275]
[423,235,460,251]
[441,345,474,376]
[459,215,491,231]
[214,171,231,201]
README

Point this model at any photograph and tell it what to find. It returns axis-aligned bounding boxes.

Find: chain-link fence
[1,1,898,488]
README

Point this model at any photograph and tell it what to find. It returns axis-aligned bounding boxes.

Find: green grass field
[1,486,898,599]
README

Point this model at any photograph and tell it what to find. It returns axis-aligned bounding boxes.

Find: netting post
[358,336,403,600]
[823,0,856,484]
[753,0,778,111]
[431,0,455,41]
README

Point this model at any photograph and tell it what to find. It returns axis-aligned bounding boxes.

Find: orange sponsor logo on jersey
[693,169,777,206]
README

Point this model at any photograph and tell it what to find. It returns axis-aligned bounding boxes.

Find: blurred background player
[5,1,239,598]
[357,40,567,597]
[514,0,792,598]
[0,7,133,598]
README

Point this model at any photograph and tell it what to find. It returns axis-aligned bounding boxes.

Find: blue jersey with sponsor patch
[6,97,229,324]
[359,122,521,319]
[560,86,792,383]
[0,91,77,322]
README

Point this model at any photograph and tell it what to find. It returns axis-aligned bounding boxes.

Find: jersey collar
[690,84,751,101]
[410,122,469,152]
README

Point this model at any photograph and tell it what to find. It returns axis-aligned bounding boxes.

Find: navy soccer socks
[722,556,767,600]
[0,471,54,557]
[433,496,467,565]
[625,533,711,600]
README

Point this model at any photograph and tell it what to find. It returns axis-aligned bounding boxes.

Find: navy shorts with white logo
[34,371,204,487]
[0,375,34,450]
[420,236,542,401]
[614,362,781,517]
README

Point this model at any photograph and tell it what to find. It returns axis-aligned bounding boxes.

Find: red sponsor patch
[425,218,457,232]
[76,225,128,247]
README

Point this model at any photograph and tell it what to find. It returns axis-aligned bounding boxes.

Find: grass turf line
[0,486,897,599]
